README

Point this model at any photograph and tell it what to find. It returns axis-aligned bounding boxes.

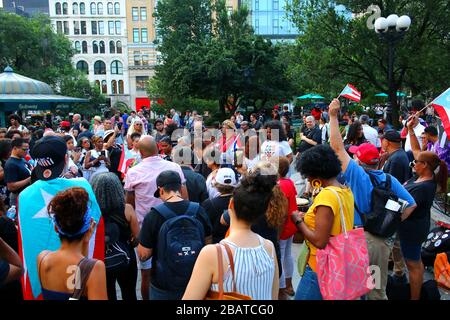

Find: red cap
[348,143,380,165]
[60,121,71,128]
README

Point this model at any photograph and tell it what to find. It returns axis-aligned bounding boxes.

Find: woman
[126,118,146,147]
[204,145,222,200]
[63,136,80,179]
[93,116,104,137]
[344,120,366,155]
[103,129,123,181]
[37,187,107,300]
[402,117,448,300]
[84,135,110,183]
[91,173,140,301]
[260,120,293,163]
[283,121,295,148]
[292,144,355,300]
[183,169,280,300]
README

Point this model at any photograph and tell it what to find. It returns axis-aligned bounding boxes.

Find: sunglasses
[409,159,426,168]
[135,123,143,126]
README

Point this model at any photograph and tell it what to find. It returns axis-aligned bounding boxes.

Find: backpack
[154,202,205,292]
[104,221,131,273]
[421,226,450,266]
[363,173,403,238]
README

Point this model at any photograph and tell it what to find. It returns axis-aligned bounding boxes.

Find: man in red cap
[328,99,417,300]
[59,120,77,147]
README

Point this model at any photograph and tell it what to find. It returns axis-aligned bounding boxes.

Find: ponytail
[435,160,448,194]
[266,184,288,230]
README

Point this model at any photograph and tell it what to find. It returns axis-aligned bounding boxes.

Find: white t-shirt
[362,124,381,148]
[260,140,292,161]
[405,123,425,152]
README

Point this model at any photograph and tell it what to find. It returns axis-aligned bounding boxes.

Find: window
[80,2,85,15]
[136,76,148,91]
[273,19,279,34]
[133,28,139,43]
[74,41,81,53]
[255,0,259,11]
[101,80,107,94]
[107,2,113,15]
[114,2,120,15]
[76,60,89,74]
[93,41,99,54]
[98,21,104,34]
[111,80,117,94]
[227,6,233,16]
[118,80,124,94]
[82,41,88,53]
[99,41,105,54]
[140,7,147,21]
[97,2,103,15]
[111,60,123,75]
[108,21,114,34]
[73,3,79,14]
[141,28,148,43]
[62,2,68,15]
[255,19,259,33]
[142,54,149,66]
[74,21,80,34]
[63,21,69,35]
[115,21,121,35]
[56,21,63,34]
[90,2,96,15]
[91,21,97,34]
[134,51,141,66]
[81,21,87,34]
[116,41,122,53]
[273,0,279,10]
[109,41,115,53]
[132,7,138,21]
[94,61,106,74]
[55,3,61,15]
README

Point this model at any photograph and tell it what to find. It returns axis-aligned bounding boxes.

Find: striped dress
[210,236,275,300]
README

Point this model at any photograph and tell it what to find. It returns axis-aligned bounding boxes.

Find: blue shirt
[343,159,416,226]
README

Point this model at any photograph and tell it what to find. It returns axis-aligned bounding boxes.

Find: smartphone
[74,147,82,153]
[117,122,123,130]
[234,148,244,167]
[100,150,106,156]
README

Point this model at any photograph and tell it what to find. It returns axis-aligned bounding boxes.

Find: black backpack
[104,221,131,273]
[363,173,403,238]
[153,202,205,293]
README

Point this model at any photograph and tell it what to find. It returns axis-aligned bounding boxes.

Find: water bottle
[6,205,16,220]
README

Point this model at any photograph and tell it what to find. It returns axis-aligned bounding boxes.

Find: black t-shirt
[4,157,31,193]
[297,127,322,153]
[399,179,437,244]
[0,159,9,206]
[383,149,412,184]
[138,200,212,287]
[201,195,232,244]
[182,167,208,204]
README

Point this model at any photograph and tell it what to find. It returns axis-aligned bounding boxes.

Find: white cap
[215,168,237,187]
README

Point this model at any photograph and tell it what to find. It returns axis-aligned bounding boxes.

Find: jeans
[294,265,323,300]
[150,283,183,300]
[279,236,294,289]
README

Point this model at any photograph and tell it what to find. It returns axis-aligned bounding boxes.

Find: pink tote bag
[316,188,371,300]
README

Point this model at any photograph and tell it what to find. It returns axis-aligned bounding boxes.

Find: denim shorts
[400,242,422,262]
[294,265,323,300]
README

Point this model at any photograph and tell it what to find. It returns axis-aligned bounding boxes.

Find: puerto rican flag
[339,84,362,102]
[431,88,450,137]
[118,144,139,178]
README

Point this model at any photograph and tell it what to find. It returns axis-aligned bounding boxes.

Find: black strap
[71,258,97,300]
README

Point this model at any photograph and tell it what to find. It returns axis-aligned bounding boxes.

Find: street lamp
[374,14,411,126]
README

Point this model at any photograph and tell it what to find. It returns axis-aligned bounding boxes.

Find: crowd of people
[0,98,449,301]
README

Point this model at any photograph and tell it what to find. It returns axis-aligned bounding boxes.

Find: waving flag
[431,88,450,137]
[339,84,362,102]
[118,144,140,178]
[17,178,104,300]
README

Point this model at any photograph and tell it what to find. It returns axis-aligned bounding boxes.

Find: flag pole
[416,102,432,116]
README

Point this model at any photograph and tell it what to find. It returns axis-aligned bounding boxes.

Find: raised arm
[329,99,351,172]
[407,116,421,160]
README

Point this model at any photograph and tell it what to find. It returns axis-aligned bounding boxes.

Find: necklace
[166,194,182,202]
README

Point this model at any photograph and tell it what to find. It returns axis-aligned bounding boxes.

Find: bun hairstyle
[232,169,278,224]
[48,187,89,242]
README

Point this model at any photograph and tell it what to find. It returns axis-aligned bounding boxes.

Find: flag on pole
[431,88,450,137]
[118,144,140,178]
[339,84,362,102]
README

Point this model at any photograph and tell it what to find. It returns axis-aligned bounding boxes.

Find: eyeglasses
[410,159,426,168]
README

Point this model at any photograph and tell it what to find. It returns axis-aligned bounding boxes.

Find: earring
[311,179,322,197]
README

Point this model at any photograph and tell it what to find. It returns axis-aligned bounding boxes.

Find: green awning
[0,94,88,103]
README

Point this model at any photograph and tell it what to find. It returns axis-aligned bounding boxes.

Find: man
[423,126,450,173]
[4,138,32,206]
[71,113,82,134]
[170,109,180,127]
[7,115,28,133]
[235,111,244,125]
[137,170,212,300]
[381,130,411,184]
[126,111,138,127]
[17,135,103,300]
[329,98,416,300]
[404,114,425,152]
[60,121,77,147]
[377,119,392,136]
[297,116,321,154]
[250,113,262,131]
[77,120,94,141]
[153,118,167,143]
[124,135,188,300]
[360,115,381,148]
[172,146,208,204]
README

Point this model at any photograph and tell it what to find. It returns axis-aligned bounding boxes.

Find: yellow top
[304,186,355,272]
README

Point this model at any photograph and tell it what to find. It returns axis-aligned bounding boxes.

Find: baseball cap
[215,168,237,187]
[31,136,67,180]
[382,129,401,143]
[60,120,71,128]
[348,143,380,165]
[154,170,182,198]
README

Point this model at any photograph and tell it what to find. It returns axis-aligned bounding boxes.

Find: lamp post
[374,14,411,127]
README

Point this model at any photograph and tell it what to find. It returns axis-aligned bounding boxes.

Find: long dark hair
[345,120,365,145]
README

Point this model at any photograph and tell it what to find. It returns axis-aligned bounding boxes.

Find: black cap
[382,129,401,143]
[31,136,67,180]
[154,170,182,198]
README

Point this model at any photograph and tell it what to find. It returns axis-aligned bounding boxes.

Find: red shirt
[311,108,322,121]
[278,177,298,240]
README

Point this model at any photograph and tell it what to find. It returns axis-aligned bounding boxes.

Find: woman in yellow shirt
[292,144,354,300]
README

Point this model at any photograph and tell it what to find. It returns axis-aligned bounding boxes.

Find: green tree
[286,0,450,125]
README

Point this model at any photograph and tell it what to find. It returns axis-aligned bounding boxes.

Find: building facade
[241,0,299,41]
[2,0,49,16]
[49,0,130,107]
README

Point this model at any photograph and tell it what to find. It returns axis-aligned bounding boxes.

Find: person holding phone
[84,136,110,183]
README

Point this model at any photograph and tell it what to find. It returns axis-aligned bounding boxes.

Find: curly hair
[47,187,89,242]
[296,144,342,179]
[266,184,288,230]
